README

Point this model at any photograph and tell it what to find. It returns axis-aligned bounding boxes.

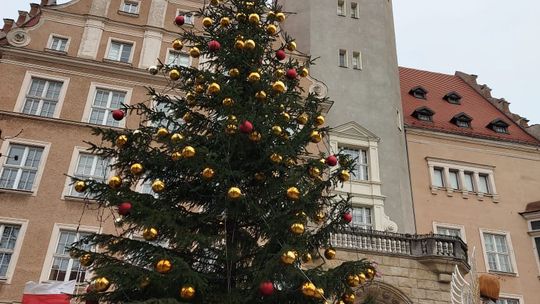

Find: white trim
[498,293,524,304]
[432,222,466,243]
[337,0,346,16]
[0,217,29,284]
[119,0,140,15]
[165,48,192,67]
[46,33,71,53]
[39,223,101,283]
[81,82,132,127]
[350,1,359,18]
[14,71,70,119]
[352,51,363,70]
[104,37,136,64]
[0,138,51,196]
[479,228,519,276]
[338,49,348,68]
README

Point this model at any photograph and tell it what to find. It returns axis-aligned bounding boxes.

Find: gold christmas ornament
[234,40,245,49]
[227,187,242,199]
[276,12,286,22]
[220,17,230,27]
[324,248,336,259]
[310,130,322,143]
[274,69,285,78]
[225,124,237,134]
[227,115,237,123]
[358,272,367,284]
[74,181,87,193]
[207,83,221,94]
[249,131,262,142]
[229,68,240,77]
[236,13,246,21]
[248,72,261,82]
[155,259,172,273]
[301,253,312,263]
[266,24,277,35]
[202,17,213,27]
[287,41,297,51]
[222,97,235,106]
[116,135,128,147]
[255,91,267,101]
[290,223,305,235]
[130,163,144,175]
[281,112,290,121]
[346,274,360,287]
[270,153,282,164]
[182,112,192,123]
[79,253,94,267]
[314,211,326,223]
[315,115,325,126]
[339,170,350,182]
[286,187,300,200]
[139,276,151,289]
[182,146,196,158]
[172,39,183,50]
[157,127,169,137]
[309,167,321,178]
[366,267,376,280]
[92,277,111,292]
[143,227,158,241]
[108,176,122,189]
[171,133,184,142]
[248,13,260,24]
[342,293,355,304]
[171,151,182,161]
[314,288,325,299]
[210,0,219,5]
[271,125,282,135]
[189,47,201,58]
[201,167,215,180]
[272,81,286,93]
[195,84,205,94]
[180,285,196,300]
[297,113,309,125]
[267,11,276,19]
[185,93,195,104]
[152,179,165,192]
[244,39,256,50]
[301,282,316,297]
[300,67,309,77]
[254,172,266,181]
[280,250,297,265]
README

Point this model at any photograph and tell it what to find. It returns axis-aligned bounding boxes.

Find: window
[0,144,44,191]
[69,153,110,197]
[463,172,474,192]
[451,113,472,128]
[409,86,428,99]
[350,2,358,18]
[493,125,508,134]
[478,174,490,194]
[0,224,21,279]
[444,92,462,104]
[497,298,520,304]
[417,113,431,121]
[339,49,347,67]
[49,36,68,52]
[337,0,346,16]
[352,207,371,229]
[176,10,194,25]
[341,147,368,181]
[166,50,190,67]
[22,78,63,117]
[121,1,139,14]
[88,89,126,126]
[433,167,444,187]
[436,226,461,238]
[483,232,513,273]
[448,170,459,190]
[535,237,540,263]
[531,220,540,231]
[412,107,435,122]
[106,41,133,63]
[487,119,509,134]
[48,230,91,282]
[352,52,362,70]
[456,120,470,128]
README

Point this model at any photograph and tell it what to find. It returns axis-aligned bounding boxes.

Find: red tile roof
[399,67,540,145]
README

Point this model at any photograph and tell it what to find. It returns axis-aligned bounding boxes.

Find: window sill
[0,188,34,196]
[338,65,348,69]
[117,10,139,18]
[337,14,346,17]
[63,195,97,203]
[430,186,498,201]
[488,270,517,277]
[44,48,67,55]
[102,58,133,67]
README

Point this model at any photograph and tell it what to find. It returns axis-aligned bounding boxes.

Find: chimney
[16,11,30,26]
[29,3,40,17]
[2,19,14,33]
[40,0,56,6]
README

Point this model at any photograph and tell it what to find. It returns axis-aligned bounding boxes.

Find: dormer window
[409,86,428,100]
[487,119,509,134]
[451,112,472,128]
[412,107,435,122]
[444,92,462,104]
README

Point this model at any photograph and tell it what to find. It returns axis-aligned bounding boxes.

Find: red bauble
[343,212,353,223]
[259,281,274,296]
[326,155,338,166]
[208,40,221,52]
[118,202,132,216]
[111,109,125,121]
[239,120,254,134]
[286,69,297,79]
[275,50,286,60]
[175,15,185,26]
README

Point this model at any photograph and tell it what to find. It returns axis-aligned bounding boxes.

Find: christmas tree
[70,0,376,303]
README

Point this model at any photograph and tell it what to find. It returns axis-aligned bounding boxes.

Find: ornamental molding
[6,29,31,47]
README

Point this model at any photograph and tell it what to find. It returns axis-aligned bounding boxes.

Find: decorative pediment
[330,121,379,141]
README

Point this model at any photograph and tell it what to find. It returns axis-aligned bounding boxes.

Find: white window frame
[104,38,135,64]
[0,139,51,195]
[46,34,70,53]
[0,217,28,284]
[82,82,132,128]
[339,146,369,181]
[14,71,70,119]
[479,228,518,275]
[120,0,140,15]
[432,222,466,242]
[497,293,524,304]
[338,49,348,68]
[176,9,194,25]
[350,2,359,18]
[352,51,362,70]
[165,48,191,67]
[337,0,346,16]
[39,223,100,283]
[351,206,372,229]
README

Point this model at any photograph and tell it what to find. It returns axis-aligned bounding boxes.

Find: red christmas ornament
[326,155,338,166]
[239,120,254,134]
[343,212,353,223]
[175,15,185,26]
[275,50,286,60]
[259,281,274,296]
[286,69,297,79]
[111,109,125,121]
[208,40,221,52]
[118,202,132,216]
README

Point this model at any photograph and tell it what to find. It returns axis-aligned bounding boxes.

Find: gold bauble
[255,91,267,101]
[271,125,282,135]
[210,0,219,5]
[267,11,276,19]
[315,115,325,126]
[157,127,169,137]
[234,40,245,49]
[309,167,321,178]
[249,131,262,142]
[274,69,285,78]
[366,267,376,280]
[108,176,122,189]
[339,170,350,182]
[182,146,196,158]
[79,253,94,267]
[182,112,193,123]
[281,112,290,121]
[139,276,151,288]
[287,41,297,51]
[310,130,322,143]
[189,47,201,58]
[229,68,240,77]
[270,153,282,164]
[185,93,195,104]
[74,181,87,193]
[300,67,309,77]
[346,274,360,287]
[171,151,182,161]
[225,124,238,135]
[290,223,305,235]
[207,82,221,94]
[248,72,261,82]
[227,187,242,199]
[297,113,309,125]
[143,227,158,241]
[116,135,128,147]
[272,81,286,93]
[155,259,172,273]
[180,285,196,300]
[202,167,215,179]
[314,211,326,223]
[358,272,367,284]
[342,293,355,304]
[171,133,184,142]
[324,248,336,259]
[248,13,260,24]
[286,187,300,200]
[222,98,234,106]
[195,84,205,94]
[244,39,256,50]
[152,179,165,192]
[314,288,325,299]
[220,17,230,27]
[227,115,237,123]
[92,277,111,292]
[301,282,316,297]
[236,13,246,21]
[172,39,183,51]
[202,17,213,27]
[130,163,144,175]
[301,253,312,263]
[254,172,266,181]
[276,12,286,22]
[267,24,277,35]
[280,250,297,265]
[280,131,289,140]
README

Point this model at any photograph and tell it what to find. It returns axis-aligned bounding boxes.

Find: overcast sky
[2,1,539,124]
